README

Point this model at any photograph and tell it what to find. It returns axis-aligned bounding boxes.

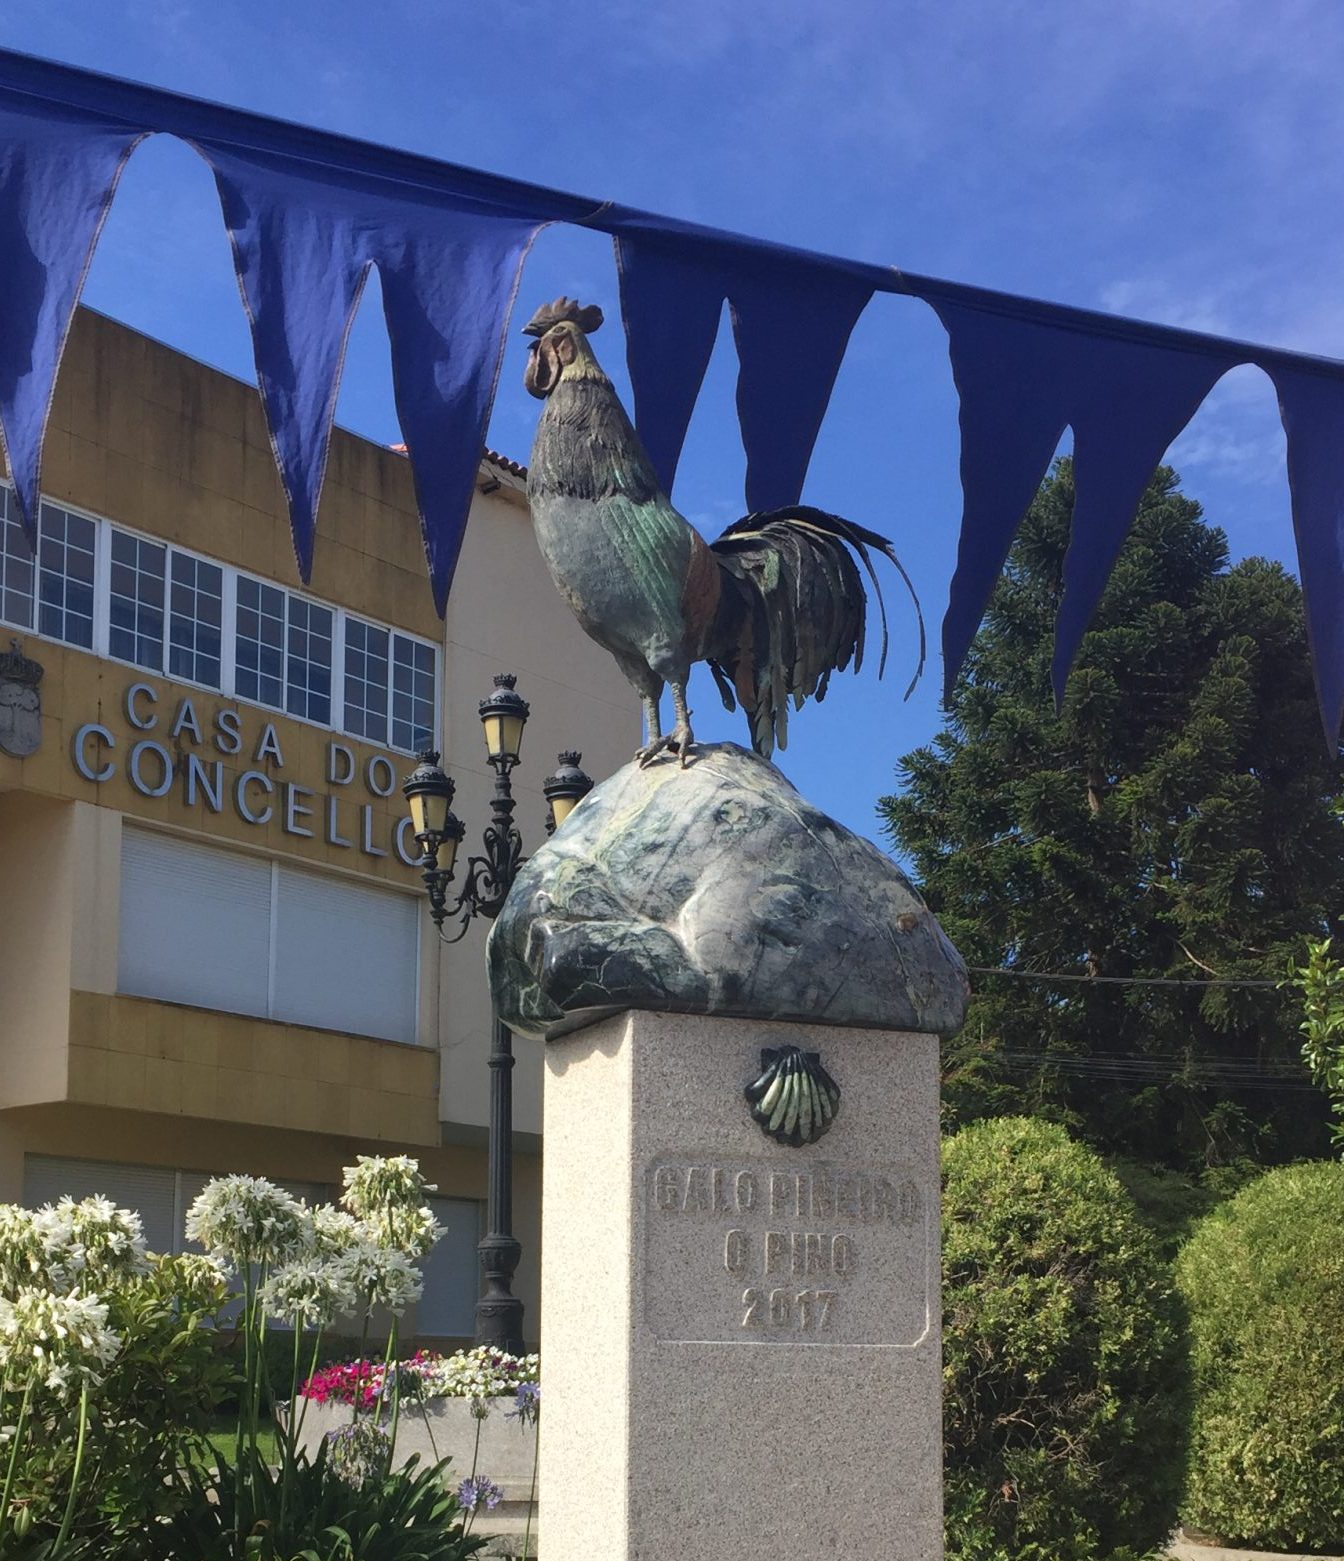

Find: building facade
[0,309,636,1346]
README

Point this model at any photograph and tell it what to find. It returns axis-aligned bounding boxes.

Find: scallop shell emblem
[744,1047,840,1147]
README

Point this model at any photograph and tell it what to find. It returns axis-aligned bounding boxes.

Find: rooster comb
[522,297,604,337]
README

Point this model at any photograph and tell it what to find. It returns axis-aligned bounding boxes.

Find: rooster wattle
[522,296,923,764]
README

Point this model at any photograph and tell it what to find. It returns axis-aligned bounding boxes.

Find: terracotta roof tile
[387,442,527,481]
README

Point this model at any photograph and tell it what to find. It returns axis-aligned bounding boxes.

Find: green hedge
[943,1117,1185,1561]
[1177,1159,1344,1551]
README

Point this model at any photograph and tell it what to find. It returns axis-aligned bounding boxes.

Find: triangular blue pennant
[931,299,1231,704]
[0,93,143,538]
[199,141,543,609]
[616,235,871,509]
[1269,367,1344,746]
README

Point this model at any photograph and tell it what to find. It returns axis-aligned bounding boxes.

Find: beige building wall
[0,308,639,1344]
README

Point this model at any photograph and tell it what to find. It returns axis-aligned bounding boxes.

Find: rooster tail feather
[708,505,925,756]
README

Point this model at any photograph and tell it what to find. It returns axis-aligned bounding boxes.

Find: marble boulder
[488,742,968,1041]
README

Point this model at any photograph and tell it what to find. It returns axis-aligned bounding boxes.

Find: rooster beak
[524,336,558,399]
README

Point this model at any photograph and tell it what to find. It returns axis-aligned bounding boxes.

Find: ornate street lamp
[403,673,593,1353]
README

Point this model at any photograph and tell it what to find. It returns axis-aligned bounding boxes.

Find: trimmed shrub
[943,1116,1186,1561]
[1177,1159,1344,1551]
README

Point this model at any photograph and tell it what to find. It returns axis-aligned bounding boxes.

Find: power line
[968,965,1281,989]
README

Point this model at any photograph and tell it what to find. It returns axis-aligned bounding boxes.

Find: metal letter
[125,682,157,730]
[327,741,355,785]
[359,803,387,857]
[283,782,315,838]
[128,740,174,798]
[394,814,419,867]
[185,753,223,813]
[235,769,274,825]
[254,723,284,765]
[169,698,202,743]
[71,723,115,782]
[326,794,352,848]
[365,754,396,797]
[214,708,242,755]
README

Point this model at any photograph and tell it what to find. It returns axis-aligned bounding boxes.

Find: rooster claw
[635,725,695,769]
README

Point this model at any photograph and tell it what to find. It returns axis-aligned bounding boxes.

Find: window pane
[235,575,286,709]
[0,487,34,630]
[343,617,390,743]
[167,553,223,687]
[390,637,436,753]
[37,503,95,648]
[286,597,332,724]
[108,529,166,670]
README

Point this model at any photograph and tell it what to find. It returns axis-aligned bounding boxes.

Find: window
[0,486,34,630]
[416,1197,484,1338]
[0,484,440,751]
[344,618,390,742]
[286,597,333,724]
[37,503,96,648]
[168,552,223,687]
[118,827,421,1045]
[345,620,437,752]
[24,1155,179,1256]
[235,575,285,708]
[392,636,437,754]
[108,529,166,669]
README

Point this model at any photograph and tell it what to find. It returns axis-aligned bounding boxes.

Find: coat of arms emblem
[0,639,43,758]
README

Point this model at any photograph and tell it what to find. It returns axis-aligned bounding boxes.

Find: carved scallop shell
[744,1047,841,1147]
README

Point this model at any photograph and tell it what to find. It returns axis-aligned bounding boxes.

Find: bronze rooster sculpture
[523,297,923,764]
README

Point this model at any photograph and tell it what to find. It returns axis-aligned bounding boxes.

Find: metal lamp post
[402,673,593,1353]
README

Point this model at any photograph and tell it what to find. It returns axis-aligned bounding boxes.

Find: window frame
[0,486,440,755]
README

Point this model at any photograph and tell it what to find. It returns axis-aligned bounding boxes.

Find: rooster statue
[522,297,923,764]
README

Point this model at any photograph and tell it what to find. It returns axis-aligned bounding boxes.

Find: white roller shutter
[117,827,421,1045]
[118,826,271,1017]
[272,864,419,1044]
[23,1155,178,1257]
[416,1197,482,1339]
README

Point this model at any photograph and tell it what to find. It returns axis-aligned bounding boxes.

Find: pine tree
[881,460,1344,1168]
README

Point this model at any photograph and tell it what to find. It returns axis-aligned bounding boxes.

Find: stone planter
[289,1395,539,1556]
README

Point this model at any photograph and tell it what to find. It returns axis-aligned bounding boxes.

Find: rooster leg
[668,680,695,768]
[633,692,665,766]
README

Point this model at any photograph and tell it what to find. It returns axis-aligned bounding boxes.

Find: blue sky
[5,0,1342,845]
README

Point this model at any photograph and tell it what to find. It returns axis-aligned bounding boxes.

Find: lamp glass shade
[433,818,464,878]
[482,711,526,763]
[550,793,580,829]
[402,753,454,841]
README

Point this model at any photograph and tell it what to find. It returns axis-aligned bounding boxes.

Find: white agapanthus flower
[308,1205,365,1258]
[0,1206,42,1299]
[163,1252,230,1312]
[184,1175,310,1269]
[336,1242,422,1317]
[32,1196,149,1290]
[0,1289,121,1396]
[260,1258,355,1328]
[341,1156,443,1257]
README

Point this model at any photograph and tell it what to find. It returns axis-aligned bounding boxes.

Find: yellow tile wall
[68,992,439,1146]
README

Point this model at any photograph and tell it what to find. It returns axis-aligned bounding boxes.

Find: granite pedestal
[540,1009,943,1561]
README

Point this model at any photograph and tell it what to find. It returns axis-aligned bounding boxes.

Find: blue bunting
[1270,368,1344,745]
[2,46,1344,743]
[616,233,872,509]
[927,297,1234,707]
[200,142,542,607]
[0,93,142,539]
